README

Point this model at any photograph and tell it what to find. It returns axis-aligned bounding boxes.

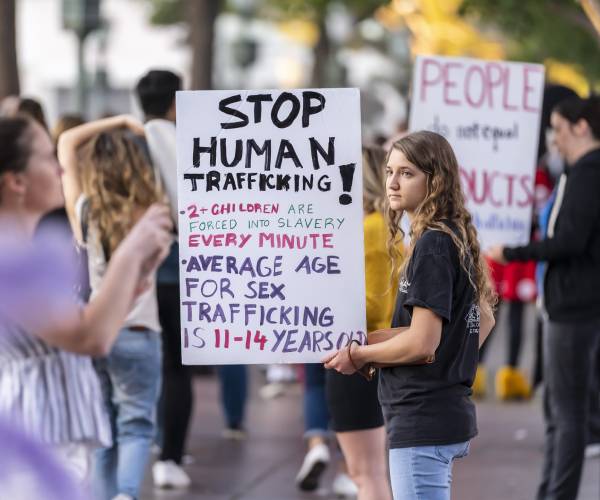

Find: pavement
[141,304,600,500]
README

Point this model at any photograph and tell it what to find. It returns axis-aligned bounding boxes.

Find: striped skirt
[0,346,111,448]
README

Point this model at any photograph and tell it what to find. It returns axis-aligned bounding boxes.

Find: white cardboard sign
[409,55,545,249]
[176,89,365,364]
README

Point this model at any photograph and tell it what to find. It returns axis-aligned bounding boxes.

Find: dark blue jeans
[537,318,600,500]
[303,364,329,439]
[217,365,247,429]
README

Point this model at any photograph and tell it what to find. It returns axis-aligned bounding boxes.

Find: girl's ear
[0,171,27,199]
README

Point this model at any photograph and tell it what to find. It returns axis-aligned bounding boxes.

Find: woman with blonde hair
[59,115,166,500]
[325,131,496,500]
[323,145,395,500]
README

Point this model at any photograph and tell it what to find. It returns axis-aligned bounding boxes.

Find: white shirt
[144,119,178,228]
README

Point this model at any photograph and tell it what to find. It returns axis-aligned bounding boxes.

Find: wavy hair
[79,130,161,257]
[384,131,497,309]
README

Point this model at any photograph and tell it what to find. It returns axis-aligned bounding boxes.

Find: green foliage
[149,0,184,25]
[459,0,600,82]
[262,0,388,22]
[148,0,388,26]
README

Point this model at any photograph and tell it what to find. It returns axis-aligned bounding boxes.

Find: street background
[141,303,600,500]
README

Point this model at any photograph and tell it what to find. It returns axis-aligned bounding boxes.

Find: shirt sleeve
[365,246,392,331]
[404,235,455,322]
[503,165,600,263]
[364,214,394,331]
[145,120,178,229]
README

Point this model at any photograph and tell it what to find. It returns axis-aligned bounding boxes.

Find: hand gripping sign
[176,89,366,364]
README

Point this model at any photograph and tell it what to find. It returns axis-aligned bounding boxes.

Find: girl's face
[22,123,64,214]
[385,148,428,216]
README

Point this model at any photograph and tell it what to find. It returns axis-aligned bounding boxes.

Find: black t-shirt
[378,228,479,448]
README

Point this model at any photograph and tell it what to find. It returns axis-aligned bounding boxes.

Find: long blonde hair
[79,130,162,257]
[384,131,496,309]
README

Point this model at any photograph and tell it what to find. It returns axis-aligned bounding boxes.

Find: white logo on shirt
[465,304,480,336]
[399,277,411,294]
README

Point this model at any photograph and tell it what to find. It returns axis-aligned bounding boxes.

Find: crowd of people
[0,71,599,500]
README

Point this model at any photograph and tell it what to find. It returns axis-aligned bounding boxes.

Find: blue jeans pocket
[108,328,161,401]
[434,441,470,463]
[112,328,159,360]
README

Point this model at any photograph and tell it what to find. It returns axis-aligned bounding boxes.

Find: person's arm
[37,204,173,356]
[479,300,495,349]
[57,115,145,243]
[325,231,453,373]
[323,307,442,374]
[492,167,600,263]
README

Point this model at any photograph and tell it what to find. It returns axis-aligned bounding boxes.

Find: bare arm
[40,247,146,356]
[324,307,442,373]
[37,204,172,356]
[479,300,495,349]
[57,115,144,243]
[356,307,442,366]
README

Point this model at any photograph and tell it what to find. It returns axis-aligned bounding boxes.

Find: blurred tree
[149,0,221,89]
[264,0,388,86]
[0,0,20,100]
[377,0,505,60]
[459,0,600,84]
[149,0,387,88]
[580,0,600,35]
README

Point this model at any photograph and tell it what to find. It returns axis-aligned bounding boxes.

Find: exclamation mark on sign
[338,163,356,205]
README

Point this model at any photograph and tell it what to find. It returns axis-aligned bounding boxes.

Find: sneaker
[585,443,600,458]
[112,495,134,500]
[259,382,286,400]
[296,443,330,491]
[266,364,297,383]
[222,426,247,440]
[332,473,358,498]
[152,460,192,489]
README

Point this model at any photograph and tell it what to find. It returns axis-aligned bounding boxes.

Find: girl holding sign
[59,115,166,500]
[324,131,496,500]
[325,145,394,500]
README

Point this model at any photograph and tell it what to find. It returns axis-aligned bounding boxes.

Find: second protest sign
[409,55,545,249]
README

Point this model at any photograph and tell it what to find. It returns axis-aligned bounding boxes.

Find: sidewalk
[142,304,600,499]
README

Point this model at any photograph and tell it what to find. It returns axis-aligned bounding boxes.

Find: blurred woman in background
[59,115,168,500]
[0,117,171,487]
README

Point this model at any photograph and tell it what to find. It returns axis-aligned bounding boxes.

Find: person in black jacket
[489,95,600,500]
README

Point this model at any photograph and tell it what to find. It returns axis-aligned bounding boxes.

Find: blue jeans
[92,327,162,500]
[303,364,329,439]
[389,441,470,500]
[217,365,248,428]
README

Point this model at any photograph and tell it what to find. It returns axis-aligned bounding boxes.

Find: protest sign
[409,55,545,249]
[176,89,365,364]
